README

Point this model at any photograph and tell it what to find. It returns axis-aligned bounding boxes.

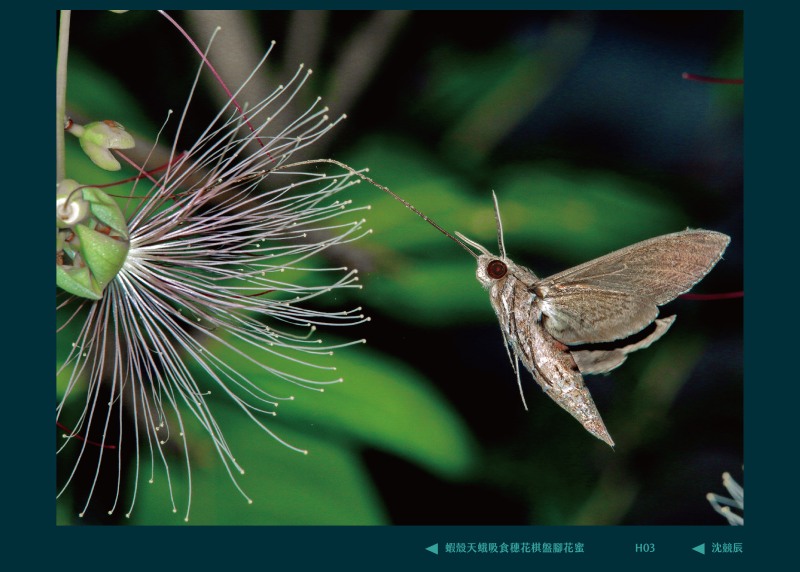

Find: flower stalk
[56,10,71,182]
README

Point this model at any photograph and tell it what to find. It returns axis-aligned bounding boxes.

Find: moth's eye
[486,259,508,279]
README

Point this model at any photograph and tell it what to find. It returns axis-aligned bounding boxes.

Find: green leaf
[344,135,481,253]
[136,421,387,525]
[67,53,153,136]
[194,333,476,479]
[127,331,476,524]
[341,135,494,324]
[358,258,490,324]
[342,136,687,326]
[274,339,477,478]
[490,163,688,263]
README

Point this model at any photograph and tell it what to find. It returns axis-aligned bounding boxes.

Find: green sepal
[81,187,129,238]
[74,224,129,290]
[56,264,103,300]
[56,182,130,300]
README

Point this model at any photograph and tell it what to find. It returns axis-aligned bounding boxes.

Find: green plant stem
[56,10,71,183]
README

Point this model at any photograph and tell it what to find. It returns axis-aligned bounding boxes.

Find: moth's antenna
[491,190,506,258]
[272,158,478,259]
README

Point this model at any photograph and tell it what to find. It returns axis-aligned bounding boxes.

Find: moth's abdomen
[528,322,614,447]
[490,273,614,447]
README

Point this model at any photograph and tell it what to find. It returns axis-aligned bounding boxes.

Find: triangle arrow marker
[426,543,439,555]
[692,543,705,555]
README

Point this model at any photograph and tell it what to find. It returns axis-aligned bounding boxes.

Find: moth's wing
[572,315,676,374]
[534,230,729,344]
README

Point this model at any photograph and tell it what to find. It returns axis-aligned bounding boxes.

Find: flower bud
[78,120,136,171]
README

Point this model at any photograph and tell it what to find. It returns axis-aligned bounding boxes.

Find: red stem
[679,291,744,300]
[92,151,186,189]
[681,72,743,85]
[157,10,266,149]
[57,422,118,450]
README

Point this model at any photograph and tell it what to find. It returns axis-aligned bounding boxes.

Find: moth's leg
[499,327,529,411]
[513,355,528,411]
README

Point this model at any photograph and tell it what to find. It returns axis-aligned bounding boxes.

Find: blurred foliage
[347,136,689,324]
[131,336,475,525]
[58,10,743,526]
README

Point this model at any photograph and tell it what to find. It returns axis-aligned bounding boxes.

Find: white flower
[57,50,370,521]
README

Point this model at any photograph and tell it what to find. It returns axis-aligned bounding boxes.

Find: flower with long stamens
[57,37,370,521]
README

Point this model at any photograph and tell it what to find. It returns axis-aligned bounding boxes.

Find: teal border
[27,2,786,568]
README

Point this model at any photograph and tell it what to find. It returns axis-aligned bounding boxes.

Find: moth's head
[454,191,510,289]
[476,254,511,288]
[454,232,510,289]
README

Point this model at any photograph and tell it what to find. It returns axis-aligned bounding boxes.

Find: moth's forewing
[534,230,730,345]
